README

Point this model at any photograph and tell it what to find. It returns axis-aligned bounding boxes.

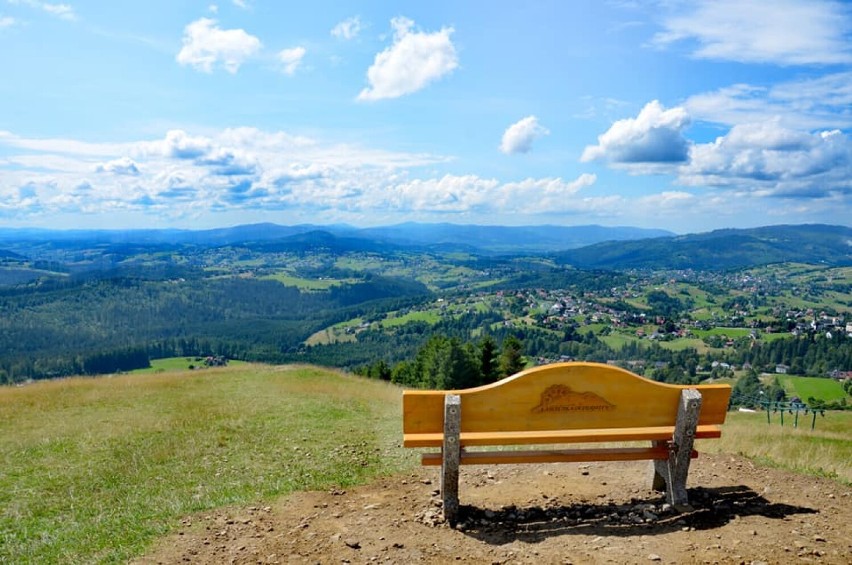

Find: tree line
[355,334,525,389]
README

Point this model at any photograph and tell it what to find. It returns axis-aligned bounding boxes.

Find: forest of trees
[1,251,850,403]
[0,272,431,382]
[350,326,850,411]
[354,334,524,389]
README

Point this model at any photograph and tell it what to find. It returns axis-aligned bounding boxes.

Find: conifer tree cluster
[356,334,527,389]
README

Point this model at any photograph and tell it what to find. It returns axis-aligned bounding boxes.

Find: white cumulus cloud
[498,174,597,212]
[331,16,362,40]
[682,120,852,198]
[94,157,140,176]
[176,17,261,73]
[278,46,306,76]
[581,100,691,165]
[141,130,213,159]
[499,116,550,154]
[357,16,458,101]
[0,15,17,28]
[391,174,498,212]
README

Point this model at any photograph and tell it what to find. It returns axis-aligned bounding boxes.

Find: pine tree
[479,335,499,384]
[499,335,525,378]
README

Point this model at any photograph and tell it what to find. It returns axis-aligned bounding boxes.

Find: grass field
[657,337,711,353]
[2,365,850,563]
[692,327,753,338]
[701,410,852,484]
[0,365,417,564]
[600,333,639,350]
[260,273,358,290]
[778,375,848,402]
[304,327,359,346]
[382,309,442,327]
[129,357,248,374]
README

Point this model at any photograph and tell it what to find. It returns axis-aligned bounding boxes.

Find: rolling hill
[553,224,852,270]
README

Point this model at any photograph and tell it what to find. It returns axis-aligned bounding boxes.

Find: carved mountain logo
[532,384,615,413]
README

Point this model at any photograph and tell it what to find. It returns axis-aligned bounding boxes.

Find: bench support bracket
[649,388,702,507]
[441,394,461,524]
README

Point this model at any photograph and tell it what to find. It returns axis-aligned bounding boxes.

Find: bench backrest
[403,362,731,434]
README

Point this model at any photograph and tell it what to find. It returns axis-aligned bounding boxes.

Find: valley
[0,224,850,399]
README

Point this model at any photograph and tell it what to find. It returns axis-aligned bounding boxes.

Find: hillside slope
[554,224,852,270]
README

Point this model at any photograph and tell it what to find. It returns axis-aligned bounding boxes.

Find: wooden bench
[403,362,731,523]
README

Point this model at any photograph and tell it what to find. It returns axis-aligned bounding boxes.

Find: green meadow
[778,375,848,402]
[700,410,852,484]
[0,365,416,564]
[691,327,753,338]
[382,308,442,327]
[260,273,358,290]
[130,357,248,374]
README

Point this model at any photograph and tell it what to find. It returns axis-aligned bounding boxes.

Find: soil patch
[136,453,851,564]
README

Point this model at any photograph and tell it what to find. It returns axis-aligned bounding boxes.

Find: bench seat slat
[421,446,700,466]
[404,424,722,448]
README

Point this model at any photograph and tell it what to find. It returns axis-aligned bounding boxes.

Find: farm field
[260,273,359,290]
[779,375,849,403]
[130,357,249,374]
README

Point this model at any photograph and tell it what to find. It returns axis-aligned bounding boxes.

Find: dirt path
[137,453,851,564]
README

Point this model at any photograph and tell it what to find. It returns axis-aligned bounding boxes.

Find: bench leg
[667,389,702,507]
[648,440,669,492]
[646,390,702,507]
[441,394,461,525]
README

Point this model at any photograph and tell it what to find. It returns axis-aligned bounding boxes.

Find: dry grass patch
[700,410,851,484]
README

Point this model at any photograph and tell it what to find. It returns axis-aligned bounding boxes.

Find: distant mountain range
[552,224,852,270]
[1,223,850,270]
[350,223,673,253]
[0,222,672,254]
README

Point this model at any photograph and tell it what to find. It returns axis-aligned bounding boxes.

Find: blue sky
[1,0,850,233]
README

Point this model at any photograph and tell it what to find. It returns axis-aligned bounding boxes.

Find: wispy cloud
[278,46,306,76]
[176,18,261,73]
[357,17,458,101]
[653,0,852,65]
[331,16,362,40]
[499,116,550,155]
[9,0,76,21]
[3,123,841,229]
[686,72,852,130]
[0,128,608,223]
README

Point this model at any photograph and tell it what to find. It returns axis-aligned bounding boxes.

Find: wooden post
[666,388,702,507]
[648,440,669,492]
[441,394,461,525]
